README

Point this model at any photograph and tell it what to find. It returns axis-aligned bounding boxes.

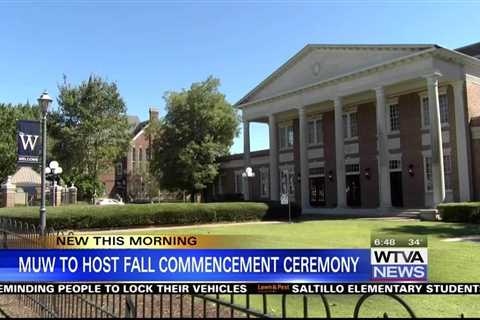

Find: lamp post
[38,91,52,235]
[46,161,63,207]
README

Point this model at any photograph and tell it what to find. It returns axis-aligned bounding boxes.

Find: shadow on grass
[379,223,480,239]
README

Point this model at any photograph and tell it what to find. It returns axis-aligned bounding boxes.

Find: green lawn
[118,219,480,318]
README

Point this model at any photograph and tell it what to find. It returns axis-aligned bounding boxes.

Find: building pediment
[237,44,435,105]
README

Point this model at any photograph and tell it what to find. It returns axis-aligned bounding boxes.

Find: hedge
[0,202,271,230]
[438,202,480,223]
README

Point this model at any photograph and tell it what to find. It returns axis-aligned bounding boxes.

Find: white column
[269,114,279,201]
[375,87,392,208]
[425,72,446,206]
[298,106,310,210]
[243,115,251,200]
[452,79,472,201]
[334,97,346,207]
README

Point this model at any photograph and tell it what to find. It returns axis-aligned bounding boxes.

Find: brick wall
[399,92,425,208]
[99,165,116,197]
[467,80,480,199]
[467,81,480,120]
[358,102,379,208]
[323,111,337,207]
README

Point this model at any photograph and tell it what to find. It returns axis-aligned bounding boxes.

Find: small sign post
[281,169,292,224]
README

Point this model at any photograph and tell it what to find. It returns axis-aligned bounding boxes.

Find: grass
[116,219,480,318]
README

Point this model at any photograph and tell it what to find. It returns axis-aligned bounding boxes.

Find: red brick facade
[467,81,480,200]
[216,85,474,209]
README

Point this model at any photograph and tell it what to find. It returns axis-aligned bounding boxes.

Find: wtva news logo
[371,247,428,282]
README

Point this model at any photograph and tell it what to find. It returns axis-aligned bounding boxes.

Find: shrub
[438,202,480,223]
[0,202,270,230]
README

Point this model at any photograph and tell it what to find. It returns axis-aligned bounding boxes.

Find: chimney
[149,107,159,122]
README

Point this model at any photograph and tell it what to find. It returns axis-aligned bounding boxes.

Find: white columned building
[375,86,392,209]
[268,113,279,201]
[231,44,480,214]
[452,79,472,202]
[425,72,446,206]
[298,106,310,209]
[334,96,346,208]
[242,113,251,200]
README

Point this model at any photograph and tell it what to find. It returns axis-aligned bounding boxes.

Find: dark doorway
[309,177,326,207]
[390,171,404,207]
[346,175,361,207]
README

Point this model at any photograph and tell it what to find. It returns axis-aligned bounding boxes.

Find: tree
[53,75,130,199]
[0,102,41,180]
[150,77,239,201]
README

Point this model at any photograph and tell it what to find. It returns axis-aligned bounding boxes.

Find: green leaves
[53,75,130,199]
[150,76,239,195]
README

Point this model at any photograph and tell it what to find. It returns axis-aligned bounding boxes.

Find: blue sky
[1,0,479,154]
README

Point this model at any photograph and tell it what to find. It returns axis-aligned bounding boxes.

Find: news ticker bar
[0,283,479,295]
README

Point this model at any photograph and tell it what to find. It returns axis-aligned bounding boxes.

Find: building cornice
[237,47,480,110]
[236,44,435,106]
[237,48,437,109]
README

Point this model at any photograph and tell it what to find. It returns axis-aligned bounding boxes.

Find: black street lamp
[38,91,52,235]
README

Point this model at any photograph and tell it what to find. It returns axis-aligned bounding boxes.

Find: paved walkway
[443,236,480,243]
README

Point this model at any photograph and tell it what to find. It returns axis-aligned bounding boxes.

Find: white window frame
[259,167,270,198]
[424,156,433,192]
[423,148,452,193]
[279,165,295,199]
[307,116,323,146]
[278,122,294,151]
[443,150,453,192]
[389,159,402,172]
[345,163,360,175]
[345,158,360,176]
[343,110,358,140]
[234,170,243,194]
[387,99,400,133]
[419,88,449,130]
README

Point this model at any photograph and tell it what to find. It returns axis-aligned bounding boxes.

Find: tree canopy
[150,77,239,198]
[53,75,130,199]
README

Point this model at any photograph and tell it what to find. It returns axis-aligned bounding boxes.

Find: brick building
[114,108,159,201]
[212,43,480,214]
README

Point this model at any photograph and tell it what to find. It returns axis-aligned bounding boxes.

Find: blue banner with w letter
[17,120,41,165]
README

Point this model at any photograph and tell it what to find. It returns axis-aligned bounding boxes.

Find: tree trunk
[190,189,195,203]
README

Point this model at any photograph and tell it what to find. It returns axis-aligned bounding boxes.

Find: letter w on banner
[17,120,41,165]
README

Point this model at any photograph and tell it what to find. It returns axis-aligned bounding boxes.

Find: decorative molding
[237,45,436,106]
[238,46,480,111]
[237,48,438,109]
[308,148,324,159]
[279,152,294,163]
[466,74,480,85]
[344,143,359,155]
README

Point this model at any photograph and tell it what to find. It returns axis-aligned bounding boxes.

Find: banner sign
[0,283,478,295]
[0,249,372,282]
[17,120,41,164]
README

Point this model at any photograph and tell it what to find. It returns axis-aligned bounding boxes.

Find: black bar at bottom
[0,282,479,295]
